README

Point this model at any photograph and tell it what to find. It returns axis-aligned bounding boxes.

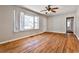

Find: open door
[66,17,74,33]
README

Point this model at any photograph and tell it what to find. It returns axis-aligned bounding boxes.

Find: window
[14,11,39,32]
[20,12,39,31]
[67,21,71,27]
[24,15,34,30]
[34,16,39,29]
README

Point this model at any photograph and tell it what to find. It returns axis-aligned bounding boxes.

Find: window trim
[20,12,39,31]
[14,10,40,32]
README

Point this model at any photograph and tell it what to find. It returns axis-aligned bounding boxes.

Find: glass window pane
[34,16,39,29]
[24,15,34,29]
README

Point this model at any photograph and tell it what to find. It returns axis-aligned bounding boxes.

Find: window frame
[13,11,39,32]
[23,14,34,30]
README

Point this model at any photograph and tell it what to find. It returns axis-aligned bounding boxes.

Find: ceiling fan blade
[40,10,47,12]
[45,12,47,14]
[48,5,51,8]
[51,10,56,13]
[52,7,58,9]
[45,5,51,9]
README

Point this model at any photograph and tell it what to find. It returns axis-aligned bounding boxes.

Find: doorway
[66,17,74,33]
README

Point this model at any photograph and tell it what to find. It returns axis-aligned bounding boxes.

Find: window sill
[13,29,39,33]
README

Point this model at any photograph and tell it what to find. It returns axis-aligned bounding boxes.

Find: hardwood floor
[0,32,79,53]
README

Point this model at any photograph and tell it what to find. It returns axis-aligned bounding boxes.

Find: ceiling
[20,5,78,16]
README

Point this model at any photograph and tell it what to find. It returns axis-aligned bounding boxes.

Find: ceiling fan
[40,5,59,14]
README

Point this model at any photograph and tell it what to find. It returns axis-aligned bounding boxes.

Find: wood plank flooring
[0,32,79,53]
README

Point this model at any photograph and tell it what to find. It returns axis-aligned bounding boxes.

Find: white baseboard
[0,32,45,44]
[47,31,66,34]
[76,35,79,40]
[74,33,79,40]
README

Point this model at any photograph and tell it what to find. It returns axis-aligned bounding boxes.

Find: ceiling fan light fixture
[40,5,59,14]
[45,11,51,14]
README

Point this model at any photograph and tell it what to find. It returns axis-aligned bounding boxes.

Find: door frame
[66,16,74,33]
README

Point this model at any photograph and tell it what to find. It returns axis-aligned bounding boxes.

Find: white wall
[75,7,79,39]
[0,6,47,42]
[47,11,76,33]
